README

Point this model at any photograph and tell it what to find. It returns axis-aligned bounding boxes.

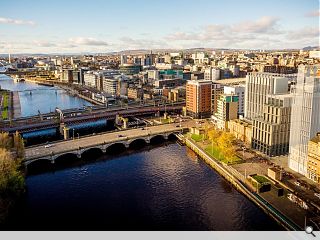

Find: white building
[224,85,245,116]
[147,70,159,80]
[289,65,320,175]
[244,72,290,121]
[309,50,320,59]
[83,71,99,88]
[204,67,221,81]
[229,64,240,77]
[103,78,118,96]
[191,52,210,65]
[120,55,127,65]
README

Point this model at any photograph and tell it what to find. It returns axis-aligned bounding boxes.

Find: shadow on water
[105,142,127,155]
[150,135,165,145]
[26,139,178,176]
[129,138,147,150]
[23,120,116,147]
[3,136,284,231]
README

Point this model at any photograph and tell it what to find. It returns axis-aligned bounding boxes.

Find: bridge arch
[167,132,178,140]
[26,158,52,166]
[53,152,79,161]
[105,142,127,154]
[150,134,166,144]
[25,158,54,173]
[79,147,103,155]
[80,147,104,160]
[128,138,147,149]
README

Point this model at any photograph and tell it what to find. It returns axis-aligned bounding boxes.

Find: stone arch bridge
[23,123,189,166]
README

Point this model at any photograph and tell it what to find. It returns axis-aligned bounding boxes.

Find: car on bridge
[118,134,125,138]
[44,144,55,148]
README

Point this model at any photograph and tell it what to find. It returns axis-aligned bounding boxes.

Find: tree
[218,132,237,163]
[0,131,25,196]
[0,148,24,195]
[208,128,221,147]
[13,131,25,160]
[0,132,12,150]
[0,148,14,175]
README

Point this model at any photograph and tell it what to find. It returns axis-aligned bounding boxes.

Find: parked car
[314,193,320,199]
[118,134,125,137]
[44,144,54,148]
[294,181,301,186]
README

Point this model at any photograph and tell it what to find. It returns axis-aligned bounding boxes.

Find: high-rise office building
[84,71,98,88]
[186,79,212,118]
[60,69,73,83]
[103,78,118,96]
[289,65,320,175]
[244,72,289,121]
[79,68,89,85]
[252,94,292,156]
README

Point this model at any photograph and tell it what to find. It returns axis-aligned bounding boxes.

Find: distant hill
[302,46,319,51]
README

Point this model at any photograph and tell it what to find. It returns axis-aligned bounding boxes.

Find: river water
[4,143,282,230]
[0,74,282,230]
[0,74,91,117]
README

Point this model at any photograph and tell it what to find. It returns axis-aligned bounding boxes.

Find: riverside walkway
[180,136,302,231]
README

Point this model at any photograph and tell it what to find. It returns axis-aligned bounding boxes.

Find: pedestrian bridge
[24,123,189,166]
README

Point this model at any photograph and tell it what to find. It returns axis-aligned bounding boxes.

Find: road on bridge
[25,121,194,161]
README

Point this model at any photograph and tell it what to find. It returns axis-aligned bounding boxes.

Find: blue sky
[0,0,319,53]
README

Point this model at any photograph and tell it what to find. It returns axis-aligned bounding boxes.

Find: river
[0,74,91,117]
[0,74,282,230]
[4,143,282,230]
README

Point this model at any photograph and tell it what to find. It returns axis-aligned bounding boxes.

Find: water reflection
[5,143,282,230]
[0,75,91,117]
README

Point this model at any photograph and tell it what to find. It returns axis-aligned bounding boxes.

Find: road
[25,120,194,161]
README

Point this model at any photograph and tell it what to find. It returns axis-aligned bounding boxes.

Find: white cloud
[33,41,57,47]
[1,14,318,53]
[118,37,168,50]
[166,16,281,43]
[165,15,319,49]
[68,37,108,46]
[0,17,35,25]
[305,10,320,17]
[232,16,280,34]
[286,27,320,40]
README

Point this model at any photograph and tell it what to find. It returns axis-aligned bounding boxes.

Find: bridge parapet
[23,126,187,166]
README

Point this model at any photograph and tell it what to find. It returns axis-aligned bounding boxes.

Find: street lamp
[242,147,246,159]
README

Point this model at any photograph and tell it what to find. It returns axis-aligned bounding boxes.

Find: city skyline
[0,0,319,54]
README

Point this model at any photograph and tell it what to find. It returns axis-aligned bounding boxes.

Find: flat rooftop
[213,78,246,84]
